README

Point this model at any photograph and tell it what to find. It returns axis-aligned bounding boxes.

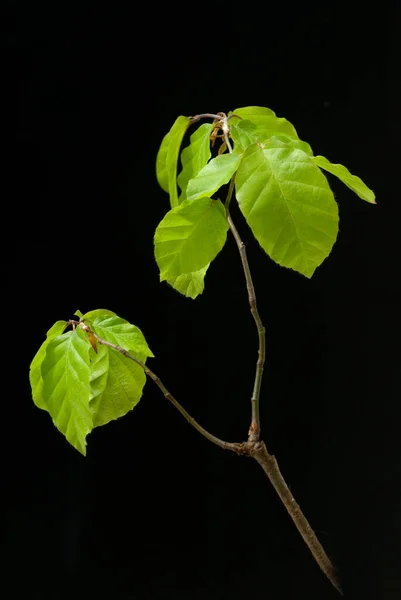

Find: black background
[4,3,400,599]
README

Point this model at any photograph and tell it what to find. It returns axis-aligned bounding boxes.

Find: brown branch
[91,332,240,453]
[190,112,225,124]
[250,441,344,595]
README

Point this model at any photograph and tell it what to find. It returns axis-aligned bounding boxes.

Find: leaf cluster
[30,310,153,454]
[155,106,375,297]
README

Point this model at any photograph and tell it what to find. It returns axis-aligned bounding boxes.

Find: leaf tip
[73,436,88,456]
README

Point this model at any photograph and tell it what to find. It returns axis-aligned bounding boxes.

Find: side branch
[190,113,225,124]
[227,213,266,441]
[92,333,239,453]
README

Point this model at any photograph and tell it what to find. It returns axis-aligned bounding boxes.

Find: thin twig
[91,332,238,453]
[190,113,225,124]
[227,214,265,441]
[224,131,265,441]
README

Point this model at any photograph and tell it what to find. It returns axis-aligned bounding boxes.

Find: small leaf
[88,333,98,353]
[311,155,376,204]
[186,153,241,202]
[156,116,191,207]
[89,346,146,427]
[29,320,68,410]
[41,330,93,455]
[74,309,83,319]
[236,141,339,278]
[178,123,213,203]
[230,106,299,139]
[218,141,227,155]
[165,264,209,299]
[83,311,154,361]
[230,120,259,153]
[154,197,228,280]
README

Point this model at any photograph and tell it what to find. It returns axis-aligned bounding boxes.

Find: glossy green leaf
[311,155,376,203]
[82,310,154,361]
[156,116,191,207]
[186,154,241,201]
[89,346,146,427]
[164,264,209,299]
[41,330,93,455]
[154,197,228,280]
[74,309,83,319]
[178,123,213,203]
[230,106,299,139]
[236,140,339,278]
[29,320,68,410]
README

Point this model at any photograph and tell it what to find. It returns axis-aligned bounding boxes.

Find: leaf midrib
[50,336,91,433]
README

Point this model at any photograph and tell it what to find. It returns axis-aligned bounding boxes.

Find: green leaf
[81,311,151,427]
[235,140,339,278]
[47,321,69,337]
[177,123,213,203]
[230,120,260,153]
[230,106,299,139]
[154,197,228,280]
[230,120,313,156]
[82,311,154,361]
[89,346,146,427]
[83,308,116,321]
[270,134,313,156]
[311,155,376,204]
[186,153,241,202]
[74,309,83,319]
[41,330,93,455]
[231,122,314,157]
[156,116,191,207]
[29,320,68,410]
[164,264,209,299]
[156,132,171,193]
